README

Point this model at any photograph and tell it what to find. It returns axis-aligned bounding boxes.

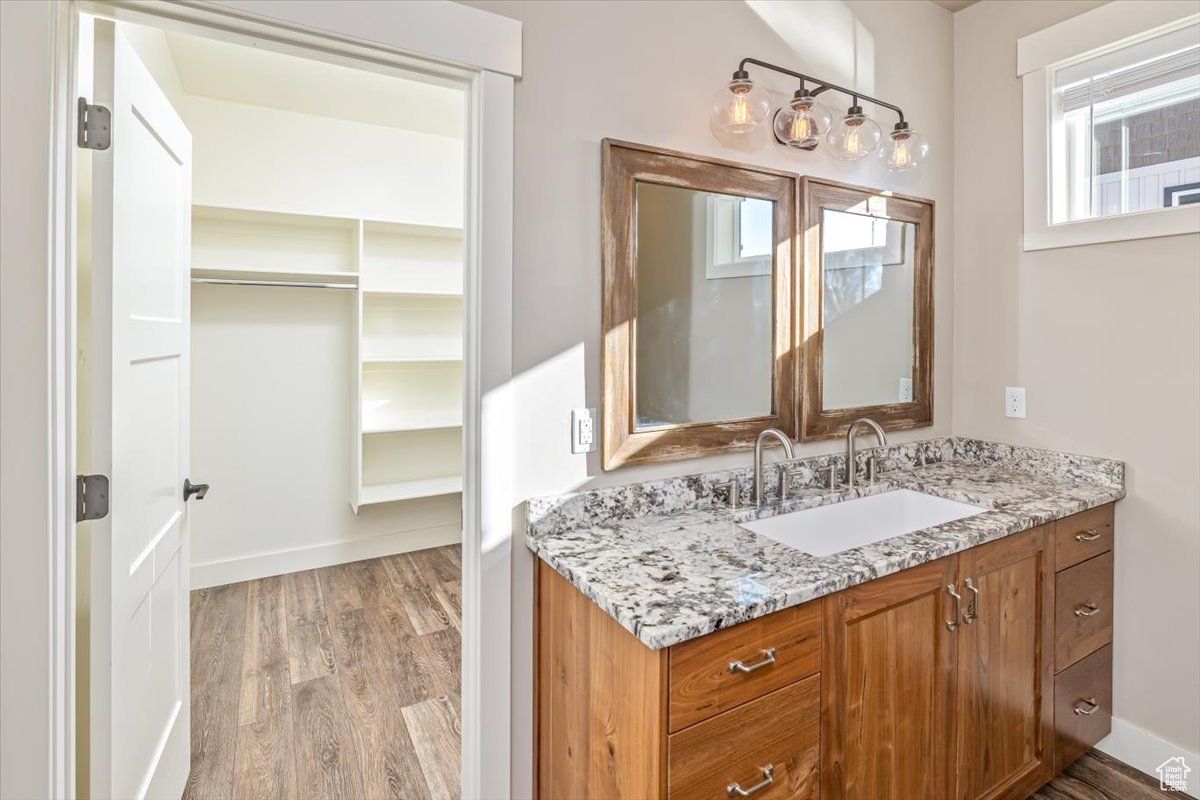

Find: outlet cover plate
[1005,387,1026,419]
[571,408,597,454]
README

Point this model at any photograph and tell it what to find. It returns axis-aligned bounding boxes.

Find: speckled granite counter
[525,438,1124,650]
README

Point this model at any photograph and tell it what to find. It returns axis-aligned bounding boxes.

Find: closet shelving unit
[190,205,464,512]
[354,219,464,511]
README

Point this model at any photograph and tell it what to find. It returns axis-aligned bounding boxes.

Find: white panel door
[89,20,193,800]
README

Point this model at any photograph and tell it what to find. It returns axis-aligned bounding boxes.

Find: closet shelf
[362,357,463,368]
[193,266,359,283]
[361,288,463,298]
[362,413,463,434]
[360,476,463,505]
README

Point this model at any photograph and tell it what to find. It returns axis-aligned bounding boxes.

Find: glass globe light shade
[826,107,882,160]
[772,91,833,149]
[712,71,770,135]
[878,125,930,171]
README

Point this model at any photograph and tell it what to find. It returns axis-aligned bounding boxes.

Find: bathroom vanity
[528,439,1122,800]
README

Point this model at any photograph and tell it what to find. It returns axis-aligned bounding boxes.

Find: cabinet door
[954,527,1054,800]
[822,557,959,800]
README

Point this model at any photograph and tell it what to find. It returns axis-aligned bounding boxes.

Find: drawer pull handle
[1074,530,1103,542]
[963,578,979,624]
[1073,697,1100,716]
[729,648,777,674]
[1074,603,1102,617]
[727,764,774,797]
[946,584,962,631]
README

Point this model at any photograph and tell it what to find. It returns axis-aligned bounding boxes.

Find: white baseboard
[1096,716,1199,798]
[190,524,461,589]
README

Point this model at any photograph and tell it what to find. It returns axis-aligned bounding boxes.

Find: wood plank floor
[185,545,461,800]
[1030,750,1168,800]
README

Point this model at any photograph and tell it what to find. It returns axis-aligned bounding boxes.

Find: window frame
[1018,0,1200,251]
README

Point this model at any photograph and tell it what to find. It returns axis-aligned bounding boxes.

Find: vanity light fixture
[712,57,927,169]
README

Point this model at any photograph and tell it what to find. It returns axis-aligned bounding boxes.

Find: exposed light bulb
[712,70,770,135]
[843,126,862,156]
[826,105,881,160]
[772,90,832,150]
[878,123,929,171]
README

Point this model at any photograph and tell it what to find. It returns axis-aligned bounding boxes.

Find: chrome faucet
[844,418,887,489]
[754,428,795,506]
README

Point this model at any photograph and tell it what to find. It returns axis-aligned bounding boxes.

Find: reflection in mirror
[634,182,774,428]
[821,209,916,410]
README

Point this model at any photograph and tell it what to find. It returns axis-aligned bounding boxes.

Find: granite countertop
[525,438,1124,650]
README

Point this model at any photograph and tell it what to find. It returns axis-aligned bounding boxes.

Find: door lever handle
[184,479,209,501]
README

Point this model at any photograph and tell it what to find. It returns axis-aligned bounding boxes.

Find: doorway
[73,11,485,799]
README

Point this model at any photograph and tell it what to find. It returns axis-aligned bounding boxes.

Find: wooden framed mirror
[799,177,934,441]
[601,140,796,469]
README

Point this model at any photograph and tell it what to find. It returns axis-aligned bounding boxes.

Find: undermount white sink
[741,489,986,557]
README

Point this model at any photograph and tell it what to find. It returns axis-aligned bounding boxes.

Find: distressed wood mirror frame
[601,140,797,469]
[799,177,934,441]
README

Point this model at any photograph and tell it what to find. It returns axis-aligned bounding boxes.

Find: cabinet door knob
[946,584,962,631]
[1074,602,1102,617]
[729,648,776,674]
[1073,697,1100,716]
[727,764,774,797]
[1074,529,1103,542]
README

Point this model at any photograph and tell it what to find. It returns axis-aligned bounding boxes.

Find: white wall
[463,1,955,794]
[182,95,464,227]
[954,0,1200,765]
[0,4,59,797]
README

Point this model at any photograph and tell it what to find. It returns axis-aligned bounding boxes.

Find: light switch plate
[899,377,913,403]
[571,408,597,454]
[1005,387,1026,419]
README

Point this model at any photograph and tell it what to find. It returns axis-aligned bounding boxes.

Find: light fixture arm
[737,57,906,125]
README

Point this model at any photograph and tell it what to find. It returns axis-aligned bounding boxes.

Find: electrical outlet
[571,408,597,454]
[899,377,913,403]
[1005,387,1026,419]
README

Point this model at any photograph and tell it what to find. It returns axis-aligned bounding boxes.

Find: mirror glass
[633,182,774,428]
[821,208,916,410]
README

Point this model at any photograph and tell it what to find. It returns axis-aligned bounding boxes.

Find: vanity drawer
[1054,552,1113,671]
[1055,644,1113,773]
[668,675,820,800]
[668,600,822,732]
[1055,504,1114,571]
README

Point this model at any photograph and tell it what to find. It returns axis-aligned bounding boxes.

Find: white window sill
[1023,203,1200,251]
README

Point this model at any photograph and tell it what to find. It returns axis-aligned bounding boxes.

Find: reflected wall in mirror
[800,178,933,441]
[635,184,774,427]
[602,140,796,469]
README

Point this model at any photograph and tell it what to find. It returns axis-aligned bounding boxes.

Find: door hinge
[77,97,111,150]
[76,474,110,522]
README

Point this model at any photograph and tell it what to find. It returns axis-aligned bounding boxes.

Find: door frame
[41,2,519,797]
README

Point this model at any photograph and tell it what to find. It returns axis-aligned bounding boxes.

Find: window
[1052,23,1200,222]
[1019,2,1200,250]
[706,195,773,278]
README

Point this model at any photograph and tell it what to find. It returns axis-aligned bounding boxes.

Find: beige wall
[954,0,1200,757]
[464,1,955,794]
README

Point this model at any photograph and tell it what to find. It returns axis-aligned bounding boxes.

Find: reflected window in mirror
[821,210,916,410]
[634,184,775,428]
[800,178,933,441]
[602,141,796,469]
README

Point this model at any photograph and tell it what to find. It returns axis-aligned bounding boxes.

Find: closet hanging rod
[191,278,357,290]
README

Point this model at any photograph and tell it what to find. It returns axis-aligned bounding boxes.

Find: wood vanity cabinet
[534,503,1115,800]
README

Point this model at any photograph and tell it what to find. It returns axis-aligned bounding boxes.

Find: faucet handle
[867,455,880,484]
[822,464,840,491]
[714,478,741,510]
